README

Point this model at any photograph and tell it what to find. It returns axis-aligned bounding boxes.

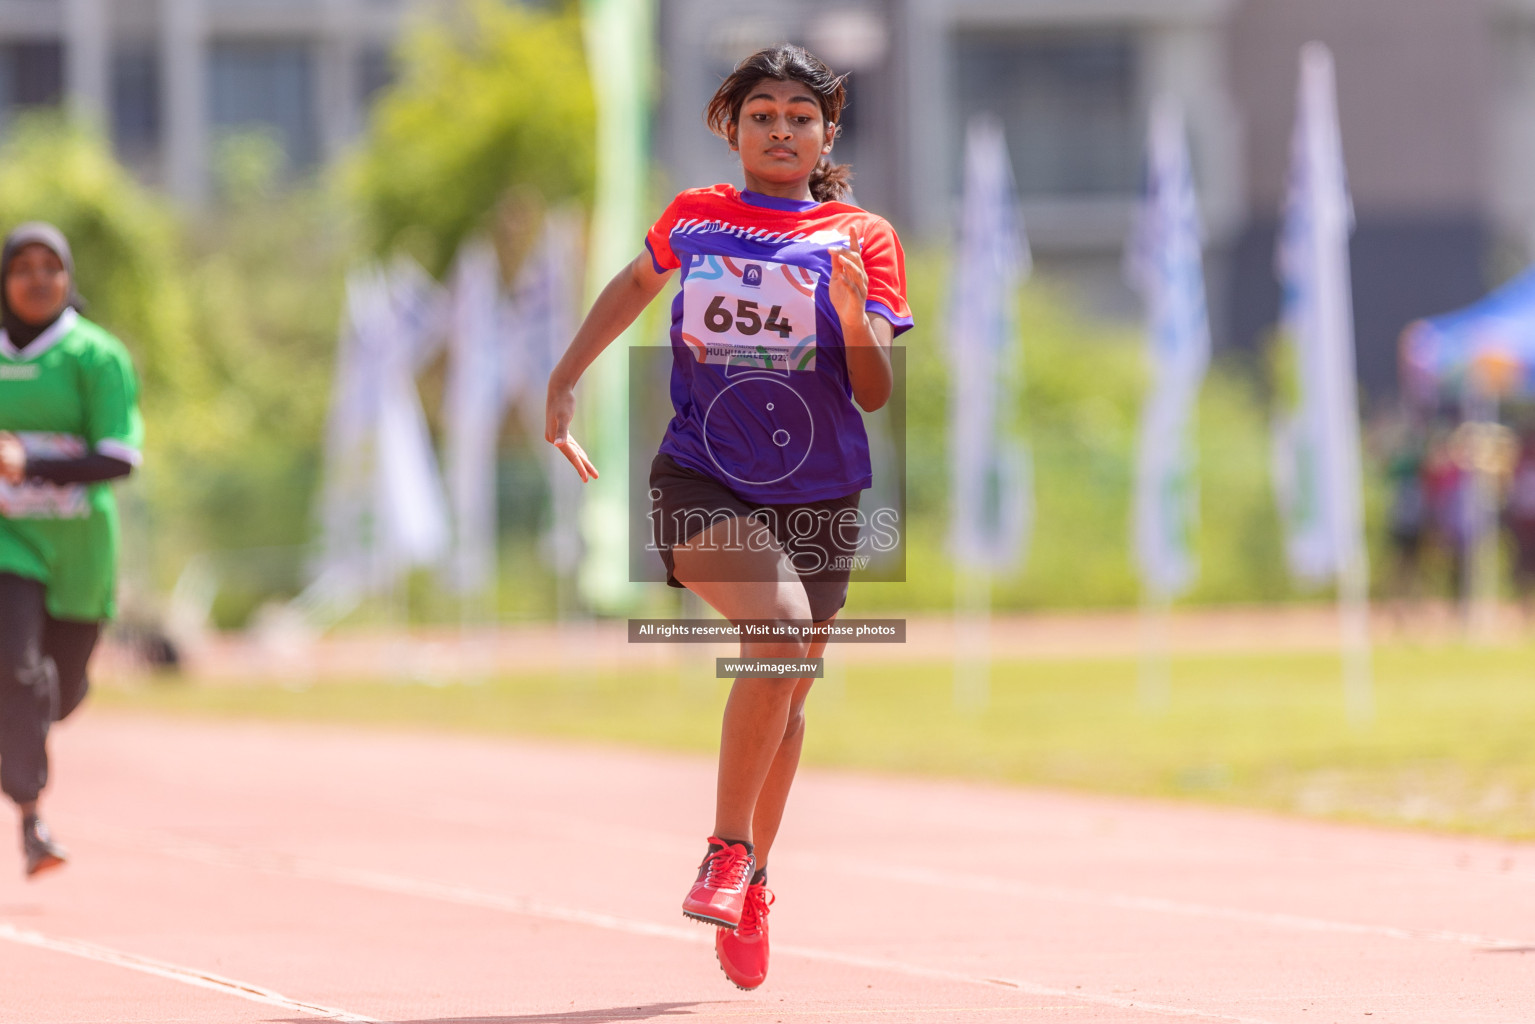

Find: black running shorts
[648,452,861,623]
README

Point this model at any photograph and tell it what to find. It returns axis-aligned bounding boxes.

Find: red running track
[1,709,1532,1023]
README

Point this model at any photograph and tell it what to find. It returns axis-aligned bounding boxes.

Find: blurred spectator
[1385,430,1428,615]
[1503,429,1535,621]
[1423,429,1473,602]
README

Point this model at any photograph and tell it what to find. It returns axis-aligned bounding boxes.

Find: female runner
[545,44,911,989]
[0,223,143,877]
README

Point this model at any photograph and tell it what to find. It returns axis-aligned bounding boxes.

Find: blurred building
[6,0,1535,396]
[659,0,1535,398]
[0,0,424,201]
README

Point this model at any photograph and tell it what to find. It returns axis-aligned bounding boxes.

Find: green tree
[0,116,203,423]
[0,117,354,619]
[349,0,597,277]
[169,132,353,608]
[0,117,213,579]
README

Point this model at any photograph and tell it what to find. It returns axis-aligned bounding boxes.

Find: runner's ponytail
[809,158,854,203]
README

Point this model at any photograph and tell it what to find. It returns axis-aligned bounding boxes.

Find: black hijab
[1,222,83,351]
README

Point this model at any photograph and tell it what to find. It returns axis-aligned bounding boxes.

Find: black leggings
[0,573,99,806]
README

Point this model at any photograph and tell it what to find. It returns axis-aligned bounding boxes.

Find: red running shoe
[715,881,773,989]
[682,837,755,928]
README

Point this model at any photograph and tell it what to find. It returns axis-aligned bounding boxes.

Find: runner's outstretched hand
[545,386,599,483]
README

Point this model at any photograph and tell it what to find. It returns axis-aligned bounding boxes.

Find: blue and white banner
[369,261,453,577]
[313,268,376,600]
[510,215,584,580]
[314,260,452,602]
[446,240,507,596]
[948,115,1032,572]
[1272,42,1367,587]
[1125,98,1211,600]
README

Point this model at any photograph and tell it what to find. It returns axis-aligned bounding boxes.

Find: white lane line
[415,802,1535,950]
[784,854,1532,950]
[100,828,1282,1024]
[0,922,379,1022]
[766,943,1284,1024]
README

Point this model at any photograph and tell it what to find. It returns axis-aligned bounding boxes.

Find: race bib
[0,432,88,520]
[681,255,819,372]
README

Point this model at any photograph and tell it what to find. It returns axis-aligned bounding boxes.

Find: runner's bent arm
[830,228,894,412]
[25,452,133,485]
[843,311,895,413]
[0,433,132,486]
[545,252,675,481]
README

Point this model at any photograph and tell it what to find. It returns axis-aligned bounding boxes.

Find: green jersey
[0,310,143,621]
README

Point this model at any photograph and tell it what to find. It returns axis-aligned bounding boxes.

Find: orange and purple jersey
[645,184,913,502]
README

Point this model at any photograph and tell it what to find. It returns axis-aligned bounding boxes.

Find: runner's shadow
[277,1003,710,1024]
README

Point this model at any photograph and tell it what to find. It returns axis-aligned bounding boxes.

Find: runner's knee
[742,588,814,661]
[741,635,812,662]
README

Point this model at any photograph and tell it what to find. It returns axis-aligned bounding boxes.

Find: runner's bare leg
[672,516,812,844]
[749,621,833,872]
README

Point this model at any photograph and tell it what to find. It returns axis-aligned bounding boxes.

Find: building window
[0,42,64,121]
[209,40,318,170]
[358,44,394,106]
[954,29,1138,197]
[112,45,160,157]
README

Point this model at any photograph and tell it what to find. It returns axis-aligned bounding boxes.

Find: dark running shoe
[23,816,67,879]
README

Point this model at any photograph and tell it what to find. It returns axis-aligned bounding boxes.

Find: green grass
[97,642,1535,838]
